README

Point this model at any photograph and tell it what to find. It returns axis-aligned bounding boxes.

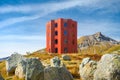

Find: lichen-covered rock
[62,55,71,61]
[80,57,97,80]
[46,56,73,80]
[50,56,64,67]
[0,74,4,80]
[44,66,73,80]
[15,58,44,80]
[6,53,25,75]
[15,58,27,79]
[26,58,44,80]
[94,54,120,80]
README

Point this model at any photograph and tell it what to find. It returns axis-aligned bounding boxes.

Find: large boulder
[0,74,4,80]
[15,58,27,79]
[45,56,73,80]
[15,58,44,80]
[62,55,71,61]
[80,57,97,80]
[50,56,64,67]
[94,54,120,80]
[6,53,25,75]
[44,66,73,80]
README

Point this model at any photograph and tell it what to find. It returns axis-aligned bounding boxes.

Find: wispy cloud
[0,0,119,14]
[0,35,46,58]
[0,0,84,14]
[0,35,45,41]
[0,0,119,28]
[0,0,81,28]
[0,14,45,28]
[0,41,45,58]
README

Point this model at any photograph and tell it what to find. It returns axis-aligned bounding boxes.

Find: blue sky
[0,0,120,58]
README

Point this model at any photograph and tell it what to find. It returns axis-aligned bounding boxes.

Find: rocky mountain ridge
[78,32,119,50]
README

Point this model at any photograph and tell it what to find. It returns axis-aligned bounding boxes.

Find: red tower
[46,18,77,54]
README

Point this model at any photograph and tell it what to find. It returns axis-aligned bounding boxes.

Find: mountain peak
[78,32,119,50]
[94,32,102,37]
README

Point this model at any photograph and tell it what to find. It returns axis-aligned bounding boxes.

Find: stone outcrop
[15,58,44,80]
[94,54,120,80]
[0,74,4,80]
[62,55,71,61]
[25,58,44,80]
[15,56,73,80]
[80,57,97,80]
[6,53,25,75]
[44,56,73,80]
[50,56,64,67]
[15,58,27,78]
[44,66,73,80]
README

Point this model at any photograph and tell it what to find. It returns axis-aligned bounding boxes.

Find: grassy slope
[78,42,113,54]
[103,44,120,54]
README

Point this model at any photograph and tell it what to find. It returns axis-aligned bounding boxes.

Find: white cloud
[0,35,45,41]
[0,0,81,28]
[0,0,95,14]
[0,35,46,58]
[0,14,45,28]
[0,0,119,28]
[0,41,45,58]
[0,0,118,14]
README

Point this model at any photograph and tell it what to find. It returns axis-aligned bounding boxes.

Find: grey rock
[62,55,71,61]
[44,66,73,80]
[0,74,4,80]
[15,58,27,78]
[6,53,25,75]
[26,58,44,80]
[80,57,97,80]
[15,58,44,80]
[94,54,120,80]
[50,56,64,67]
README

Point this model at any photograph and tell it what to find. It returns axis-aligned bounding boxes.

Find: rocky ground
[0,52,102,80]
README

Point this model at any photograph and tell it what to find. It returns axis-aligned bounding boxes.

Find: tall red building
[46,18,77,54]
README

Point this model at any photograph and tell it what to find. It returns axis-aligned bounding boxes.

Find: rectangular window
[64,22,67,27]
[64,30,67,35]
[55,23,58,27]
[55,31,58,35]
[55,48,58,53]
[55,39,58,44]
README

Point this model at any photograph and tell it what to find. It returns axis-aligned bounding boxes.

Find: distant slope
[78,32,119,54]
[0,57,9,62]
